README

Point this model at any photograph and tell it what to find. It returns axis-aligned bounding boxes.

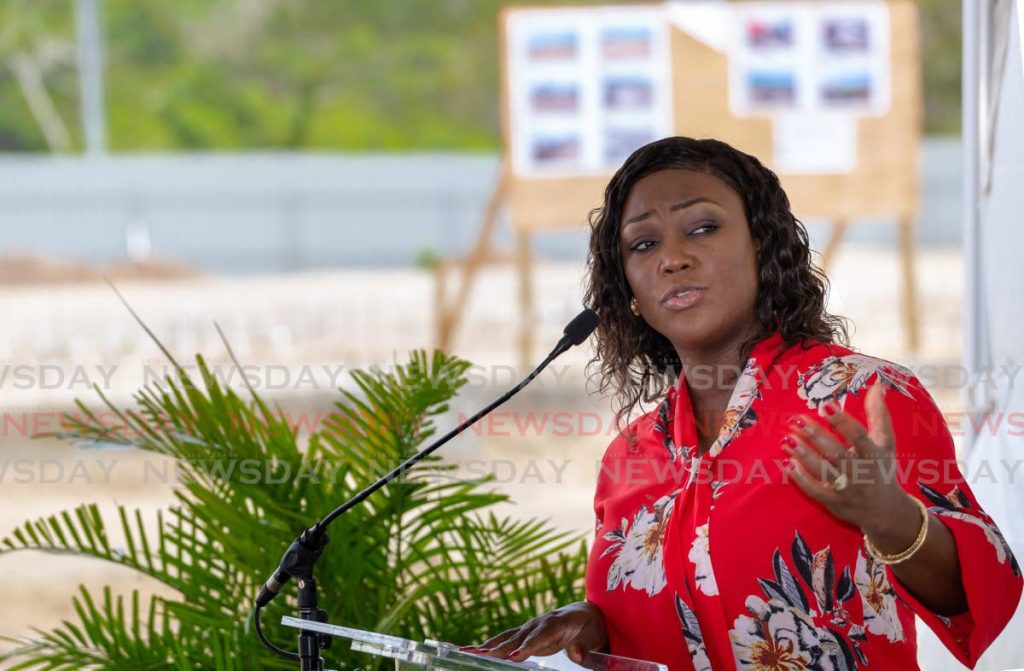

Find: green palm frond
[0,587,179,671]
[2,345,590,669]
[1,504,178,586]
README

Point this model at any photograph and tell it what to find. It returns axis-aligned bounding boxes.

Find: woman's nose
[659,239,694,274]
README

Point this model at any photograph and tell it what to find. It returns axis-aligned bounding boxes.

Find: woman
[466,137,1022,670]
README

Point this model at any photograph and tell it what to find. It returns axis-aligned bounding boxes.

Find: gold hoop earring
[629,298,640,316]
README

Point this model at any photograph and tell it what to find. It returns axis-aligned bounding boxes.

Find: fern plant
[0,341,588,670]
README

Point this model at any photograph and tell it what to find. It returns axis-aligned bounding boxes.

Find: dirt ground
[0,247,971,667]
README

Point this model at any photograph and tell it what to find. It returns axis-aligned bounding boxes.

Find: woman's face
[618,168,760,360]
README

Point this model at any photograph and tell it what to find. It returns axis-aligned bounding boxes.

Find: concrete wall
[0,139,961,274]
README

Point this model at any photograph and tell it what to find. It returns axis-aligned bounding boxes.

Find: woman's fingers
[568,644,587,664]
[470,627,526,654]
[864,381,895,451]
[478,628,518,649]
[787,458,841,506]
[786,414,847,464]
[469,602,606,662]
[782,433,840,484]
[472,627,559,662]
[507,629,564,662]
[487,628,534,657]
[819,394,888,458]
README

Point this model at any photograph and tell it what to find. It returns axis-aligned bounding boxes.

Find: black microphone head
[564,309,599,346]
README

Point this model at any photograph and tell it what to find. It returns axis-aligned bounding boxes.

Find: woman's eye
[692,222,718,235]
[629,239,655,252]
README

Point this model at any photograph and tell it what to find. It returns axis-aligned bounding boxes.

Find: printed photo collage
[507,8,672,176]
[729,2,891,116]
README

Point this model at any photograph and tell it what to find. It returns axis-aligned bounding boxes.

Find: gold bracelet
[864,496,930,566]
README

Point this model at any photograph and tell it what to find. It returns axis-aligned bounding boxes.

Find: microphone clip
[282,527,330,582]
[255,527,329,609]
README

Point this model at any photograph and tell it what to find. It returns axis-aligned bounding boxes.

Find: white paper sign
[772,111,858,174]
[666,1,731,53]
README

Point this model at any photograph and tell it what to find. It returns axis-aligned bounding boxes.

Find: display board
[437,1,921,366]
[500,0,920,230]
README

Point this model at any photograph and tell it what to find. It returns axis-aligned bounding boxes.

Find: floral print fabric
[602,491,678,596]
[584,333,1022,671]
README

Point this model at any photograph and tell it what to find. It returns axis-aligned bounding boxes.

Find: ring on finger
[824,472,849,491]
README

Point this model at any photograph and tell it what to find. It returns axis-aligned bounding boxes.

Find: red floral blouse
[585,332,1022,671]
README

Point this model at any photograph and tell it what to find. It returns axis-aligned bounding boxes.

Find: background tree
[0,1,963,148]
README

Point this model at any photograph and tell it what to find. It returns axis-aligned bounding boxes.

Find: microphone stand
[253,310,598,670]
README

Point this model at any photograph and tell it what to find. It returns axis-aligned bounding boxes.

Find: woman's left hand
[781,381,919,538]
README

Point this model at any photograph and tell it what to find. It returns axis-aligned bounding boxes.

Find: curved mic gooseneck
[253,308,599,669]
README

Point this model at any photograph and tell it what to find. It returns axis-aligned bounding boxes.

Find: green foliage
[918,0,962,136]
[0,0,963,152]
[414,247,442,270]
[0,0,79,150]
[0,344,588,669]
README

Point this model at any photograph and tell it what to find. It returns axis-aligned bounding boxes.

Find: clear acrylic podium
[281,616,668,671]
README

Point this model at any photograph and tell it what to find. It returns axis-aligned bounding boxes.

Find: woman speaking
[467,137,1022,670]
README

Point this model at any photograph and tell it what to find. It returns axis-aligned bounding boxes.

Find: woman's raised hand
[462,601,607,664]
[781,381,919,537]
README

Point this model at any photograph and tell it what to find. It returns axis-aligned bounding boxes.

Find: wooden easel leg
[434,167,509,353]
[898,214,920,352]
[434,260,449,351]
[820,218,848,273]
[517,229,534,374]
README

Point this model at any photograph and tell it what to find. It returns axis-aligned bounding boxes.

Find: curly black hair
[583,136,850,431]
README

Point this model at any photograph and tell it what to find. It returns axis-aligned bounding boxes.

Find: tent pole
[961,0,985,456]
[75,0,107,155]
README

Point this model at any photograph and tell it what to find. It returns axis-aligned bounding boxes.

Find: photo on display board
[603,77,653,111]
[745,18,795,49]
[820,71,873,104]
[528,31,578,61]
[728,3,888,118]
[531,134,581,167]
[506,6,671,176]
[601,26,653,60]
[822,17,871,53]
[530,83,579,114]
[747,70,797,105]
[604,127,655,164]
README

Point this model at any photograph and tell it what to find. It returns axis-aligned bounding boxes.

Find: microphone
[551,307,600,356]
[253,309,599,612]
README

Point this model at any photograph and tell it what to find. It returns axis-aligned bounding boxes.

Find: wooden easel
[437,1,921,369]
[434,166,510,355]
[433,164,543,373]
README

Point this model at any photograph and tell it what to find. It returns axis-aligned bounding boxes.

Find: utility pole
[75,0,107,154]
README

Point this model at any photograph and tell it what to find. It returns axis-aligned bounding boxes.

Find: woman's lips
[662,289,704,310]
